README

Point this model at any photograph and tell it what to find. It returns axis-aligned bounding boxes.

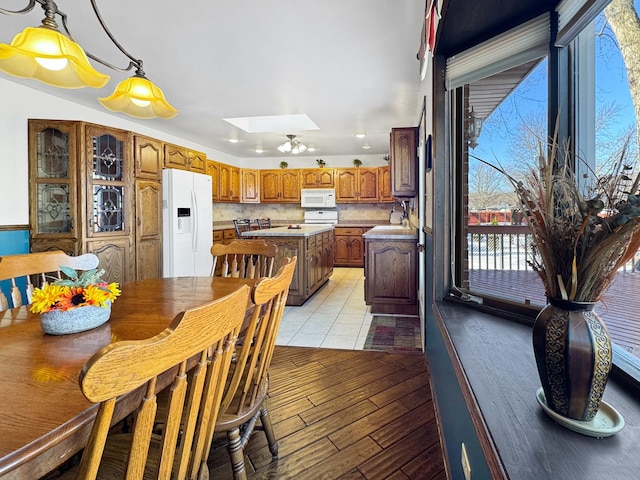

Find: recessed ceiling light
[354,133,367,139]
[362,144,372,150]
[228,138,239,143]
[307,145,316,152]
[255,148,264,153]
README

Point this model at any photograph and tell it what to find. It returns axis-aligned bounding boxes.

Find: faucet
[390,200,409,224]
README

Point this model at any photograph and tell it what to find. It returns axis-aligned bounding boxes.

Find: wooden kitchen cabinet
[241,169,260,203]
[163,142,206,173]
[134,179,162,280]
[134,135,163,179]
[28,119,162,285]
[207,160,220,200]
[335,168,378,203]
[364,236,417,314]
[260,169,300,203]
[220,163,240,202]
[378,164,394,203]
[334,227,365,267]
[212,228,237,244]
[243,229,333,305]
[390,127,418,197]
[301,168,334,188]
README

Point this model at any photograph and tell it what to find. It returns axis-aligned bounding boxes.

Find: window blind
[445,13,550,90]
[556,0,613,46]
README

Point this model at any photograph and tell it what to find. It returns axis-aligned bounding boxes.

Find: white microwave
[300,188,336,208]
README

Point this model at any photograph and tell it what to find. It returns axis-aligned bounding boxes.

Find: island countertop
[241,225,334,237]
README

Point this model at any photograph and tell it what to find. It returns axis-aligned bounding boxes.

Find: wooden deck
[468,269,640,356]
[207,346,447,480]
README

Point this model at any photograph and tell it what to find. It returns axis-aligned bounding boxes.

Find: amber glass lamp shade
[0,26,109,89]
[98,75,178,119]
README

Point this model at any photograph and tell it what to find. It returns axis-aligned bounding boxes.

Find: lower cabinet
[334,227,366,267]
[245,230,334,305]
[364,237,417,315]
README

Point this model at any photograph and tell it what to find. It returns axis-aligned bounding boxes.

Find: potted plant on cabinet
[353,158,362,167]
[279,161,288,169]
[472,132,640,436]
[316,159,326,168]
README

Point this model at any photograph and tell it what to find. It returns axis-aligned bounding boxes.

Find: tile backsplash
[213,202,393,224]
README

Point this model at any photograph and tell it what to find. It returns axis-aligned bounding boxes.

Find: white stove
[303,209,338,225]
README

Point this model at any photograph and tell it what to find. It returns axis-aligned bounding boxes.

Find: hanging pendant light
[0,0,177,119]
[0,1,109,89]
[99,68,177,119]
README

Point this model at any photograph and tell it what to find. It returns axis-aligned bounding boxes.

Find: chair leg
[260,404,279,459]
[227,427,248,480]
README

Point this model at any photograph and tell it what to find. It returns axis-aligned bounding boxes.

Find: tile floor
[277,267,374,350]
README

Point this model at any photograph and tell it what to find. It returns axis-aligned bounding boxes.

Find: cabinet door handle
[417,243,425,252]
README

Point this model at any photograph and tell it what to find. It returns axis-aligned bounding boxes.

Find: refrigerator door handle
[192,190,198,253]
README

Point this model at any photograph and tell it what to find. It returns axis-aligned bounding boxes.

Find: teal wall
[0,229,30,305]
[423,232,492,480]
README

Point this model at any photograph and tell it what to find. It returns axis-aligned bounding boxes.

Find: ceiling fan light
[291,143,307,154]
[98,75,178,119]
[0,26,110,88]
[277,141,292,153]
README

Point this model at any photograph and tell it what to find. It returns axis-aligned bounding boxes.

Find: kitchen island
[242,225,334,305]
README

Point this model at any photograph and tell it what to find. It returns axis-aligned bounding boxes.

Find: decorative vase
[532,297,612,421]
[40,302,111,335]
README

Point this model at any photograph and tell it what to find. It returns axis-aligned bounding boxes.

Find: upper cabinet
[134,135,163,180]
[163,143,206,173]
[335,168,379,203]
[301,168,334,188]
[241,169,260,203]
[219,163,240,202]
[390,127,418,197]
[260,169,301,203]
[207,160,220,200]
[378,165,393,203]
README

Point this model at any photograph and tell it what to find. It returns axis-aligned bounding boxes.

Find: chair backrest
[219,257,297,418]
[233,218,252,238]
[75,284,250,480]
[255,218,271,229]
[210,239,278,279]
[0,251,100,311]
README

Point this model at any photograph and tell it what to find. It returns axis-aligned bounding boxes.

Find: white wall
[0,77,238,226]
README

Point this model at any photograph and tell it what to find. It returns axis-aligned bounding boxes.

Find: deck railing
[467,225,640,272]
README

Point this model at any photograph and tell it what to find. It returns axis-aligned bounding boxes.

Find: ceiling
[0,1,426,160]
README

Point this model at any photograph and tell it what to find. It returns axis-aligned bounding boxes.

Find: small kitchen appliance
[301,188,336,208]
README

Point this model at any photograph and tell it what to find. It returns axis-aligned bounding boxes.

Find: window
[448,1,640,371]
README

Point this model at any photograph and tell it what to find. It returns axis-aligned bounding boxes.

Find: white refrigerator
[162,168,213,277]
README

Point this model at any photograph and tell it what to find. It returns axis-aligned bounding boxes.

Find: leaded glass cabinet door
[85,125,133,238]
[28,120,79,238]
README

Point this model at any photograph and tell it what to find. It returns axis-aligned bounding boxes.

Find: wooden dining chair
[211,239,278,279]
[215,256,297,480]
[233,218,252,238]
[58,285,250,480]
[0,250,99,311]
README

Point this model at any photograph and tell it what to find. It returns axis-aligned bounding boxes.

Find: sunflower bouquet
[29,266,121,314]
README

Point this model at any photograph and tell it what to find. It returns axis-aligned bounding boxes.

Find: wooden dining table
[0,276,255,480]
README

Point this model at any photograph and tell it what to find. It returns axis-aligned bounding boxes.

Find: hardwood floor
[207,346,447,480]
